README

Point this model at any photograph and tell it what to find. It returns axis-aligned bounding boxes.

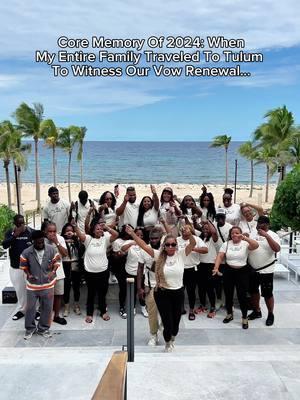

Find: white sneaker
[215,299,224,311]
[164,342,173,352]
[141,306,148,318]
[24,329,36,340]
[170,336,175,349]
[147,334,158,346]
[37,330,52,338]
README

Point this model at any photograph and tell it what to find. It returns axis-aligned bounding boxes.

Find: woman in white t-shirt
[98,191,118,228]
[126,224,196,352]
[197,222,218,317]
[74,220,118,323]
[179,195,202,224]
[159,187,181,236]
[199,190,216,223]
[137,185,159,241]
[239,202,264,236]
[213,226,258,329]
[222,188,241,226]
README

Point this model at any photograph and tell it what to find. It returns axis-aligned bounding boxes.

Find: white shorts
[54,279,64,295]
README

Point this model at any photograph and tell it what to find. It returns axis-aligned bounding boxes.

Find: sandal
[188,312,196,321]
[223,314,234,324]
[207,309,216,318]
[85,316,93,323]
[195,306,207,314]
[101,313,110,321]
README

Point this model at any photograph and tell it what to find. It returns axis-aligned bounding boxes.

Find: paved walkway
[1,256,300,399]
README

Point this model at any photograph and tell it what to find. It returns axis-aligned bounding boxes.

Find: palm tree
[255,106,295,181]
[0,121,13,208]
[210,135,231,187]
[58,126,79,202]
[13,102,44,210]
[75,126,87,190]
[0,121,31,209]
[288,129,300,165]
[40,119,59,186]
[238,140,258,197]
[255,145,277,203]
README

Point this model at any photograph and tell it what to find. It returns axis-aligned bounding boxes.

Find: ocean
[6,141,276,185]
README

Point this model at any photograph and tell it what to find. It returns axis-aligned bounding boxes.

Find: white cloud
[0,0,300,58]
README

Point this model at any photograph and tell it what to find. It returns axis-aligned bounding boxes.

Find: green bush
[0,205,15,242]
[270,165,300,231]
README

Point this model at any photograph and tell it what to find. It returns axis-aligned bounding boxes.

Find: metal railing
[126,277,135,362]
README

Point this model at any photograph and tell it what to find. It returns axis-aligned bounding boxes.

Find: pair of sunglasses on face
[165,243,177,248]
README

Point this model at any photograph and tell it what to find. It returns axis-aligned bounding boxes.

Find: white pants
[9,268,27,313]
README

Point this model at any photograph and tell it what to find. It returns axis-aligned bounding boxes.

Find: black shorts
[249,271,274,298]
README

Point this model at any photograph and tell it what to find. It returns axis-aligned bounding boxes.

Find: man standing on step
[2,214,33,321]
[20,230,60,339]
[248,216,281,326]
[43,187,70,234]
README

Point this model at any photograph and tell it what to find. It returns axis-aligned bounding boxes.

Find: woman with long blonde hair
[126,225,196,352]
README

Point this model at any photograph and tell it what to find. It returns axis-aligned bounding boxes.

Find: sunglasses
[165,243,177,247]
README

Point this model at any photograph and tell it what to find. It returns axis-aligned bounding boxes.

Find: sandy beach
[1,182,277,213]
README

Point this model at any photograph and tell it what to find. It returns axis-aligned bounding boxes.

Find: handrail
[92,351,128,400]
[279,230,300,239]
[126,277,135,362]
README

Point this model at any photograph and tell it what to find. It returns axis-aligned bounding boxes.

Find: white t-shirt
[162,249,186,290]
[112,238,126,252]
[199,237,217,264]
[45,235,66,279]
[102,207,117,226]
[34,249,45,265]
[214,222,232,253]
[248,230,280,274]
[83,232,111,273]
[177,236,207,268]
[201,207,215,222]
[43,199,70,234]
[142,208,159,228]
[159,203,178,226]
[239,219,257,236]
[224,204,241,226]
[138,248,159,288]
[125,244,142,276]
[220,240,249,268]
[118,201,140,229]
[72,200,93,232]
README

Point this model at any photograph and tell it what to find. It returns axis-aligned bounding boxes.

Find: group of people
[2,184,281,352]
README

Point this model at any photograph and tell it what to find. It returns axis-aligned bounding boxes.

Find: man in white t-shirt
[43,187,70,234]
[70,190,94,232]
[116,186,140,229]
[44,223,68,325]
[248,216,281,326]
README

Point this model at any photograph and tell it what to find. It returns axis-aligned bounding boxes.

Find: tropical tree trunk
[265,165,269,203]
[52,145,56,187]
[249,160,254,198]
[80,156,83,191]
[225,147,228,188]
[34,138,41,211]
[14,163,21,214]
[4,161,12,208]
[68,151,72,202]
[17,165,22,211]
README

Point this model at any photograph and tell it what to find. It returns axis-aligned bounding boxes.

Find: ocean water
[4,141,276,185]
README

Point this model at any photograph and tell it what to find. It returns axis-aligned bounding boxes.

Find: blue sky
[0,0,300,141]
